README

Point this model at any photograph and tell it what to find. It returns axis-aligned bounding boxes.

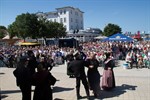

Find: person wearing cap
[13,56,32,100]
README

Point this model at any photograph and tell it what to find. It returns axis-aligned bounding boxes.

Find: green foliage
[38,18,66,38]
[13,13,39,40]
[0,26,7,30]
[8,13,67,40]
[37,18,49,38]
[47,22,66,38]
[7,22,18,39]
[0,31,5,39]
[0,25,7,39]
[103,23,122,36]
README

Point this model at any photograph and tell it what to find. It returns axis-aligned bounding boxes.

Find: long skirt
[88,70,100,94]
[33,86,52,100]
[101,69,115,90]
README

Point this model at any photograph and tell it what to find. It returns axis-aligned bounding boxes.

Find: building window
[64,18,66,23]
[75,12,78,16]
[54,19,56,22]
[60,10,62,15]
[71,18,73,22]
[60,18,63,23]
[70,10,72,14]
[71,25,73,29]
[64,10,66,14]
[75,19,78,23]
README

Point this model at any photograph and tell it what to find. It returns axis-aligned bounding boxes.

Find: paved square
[0,62,150,100]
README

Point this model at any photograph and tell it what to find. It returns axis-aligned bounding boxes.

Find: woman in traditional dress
[101,52,116,90]
[86,52,101,98]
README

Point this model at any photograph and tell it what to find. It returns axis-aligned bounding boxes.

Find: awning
[19,42,41,46]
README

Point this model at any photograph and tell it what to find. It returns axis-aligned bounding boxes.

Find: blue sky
[0,0,150,34]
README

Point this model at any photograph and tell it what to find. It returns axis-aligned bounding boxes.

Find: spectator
[125,51,133,68]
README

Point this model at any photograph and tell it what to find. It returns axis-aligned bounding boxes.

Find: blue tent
[144,38,150,41]
[102,33,134,42]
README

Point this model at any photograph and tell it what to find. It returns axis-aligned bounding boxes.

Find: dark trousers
[76,76,89,89]
[76,75,89,98]
[20,84,31,100]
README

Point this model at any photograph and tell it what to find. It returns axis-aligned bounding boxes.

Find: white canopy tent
[2,35,10,39]
[94,35,107,39]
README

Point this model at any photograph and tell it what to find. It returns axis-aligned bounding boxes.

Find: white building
[36,6,84,31]
[66,27,102,42]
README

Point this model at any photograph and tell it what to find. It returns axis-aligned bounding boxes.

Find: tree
[13,13,39,41]
[37,19,66,38]
[103,23,122,36]
[8,12,66,42]
[37,18,49,38]
[7,22,18,39]
[0,26,7,39]
[35,17,66,45]
[47,22,66,38]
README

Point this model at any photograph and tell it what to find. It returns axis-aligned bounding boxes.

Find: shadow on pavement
[100,84,137,99]
[0,72,5,75]
[80,84,137,100]
[0,94,8,99]
[53,86,74,93]
[1,90,21,94]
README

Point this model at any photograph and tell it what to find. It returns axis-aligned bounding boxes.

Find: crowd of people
[0,41,150,69]
[0,41,150,100]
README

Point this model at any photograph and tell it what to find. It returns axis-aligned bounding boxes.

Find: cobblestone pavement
[0,61,150,100]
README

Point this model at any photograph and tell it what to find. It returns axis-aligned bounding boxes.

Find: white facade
[36,6,84,31]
